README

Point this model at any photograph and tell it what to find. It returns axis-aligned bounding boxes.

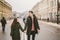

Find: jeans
[2,26,5,32]
[27,31,36,40]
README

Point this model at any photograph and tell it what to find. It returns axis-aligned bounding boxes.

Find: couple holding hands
[10,11,40,40]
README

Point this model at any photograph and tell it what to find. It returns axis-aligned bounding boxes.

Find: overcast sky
[5,0,41,13]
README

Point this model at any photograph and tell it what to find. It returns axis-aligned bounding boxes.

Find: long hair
[11,18,17,26]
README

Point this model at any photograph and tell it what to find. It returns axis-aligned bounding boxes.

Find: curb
[38,20,60,29]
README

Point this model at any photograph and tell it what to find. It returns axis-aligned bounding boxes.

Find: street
[0,20,12,40]
[0,18,60,40]
[1,0,60,40]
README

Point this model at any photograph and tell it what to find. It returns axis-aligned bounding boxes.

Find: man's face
[29,12,32,16]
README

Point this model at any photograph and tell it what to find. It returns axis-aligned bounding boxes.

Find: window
[55,0,56,6]
[54,12,57,19]
[50,1,53,7]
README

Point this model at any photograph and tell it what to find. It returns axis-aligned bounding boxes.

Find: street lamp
[56,0,59,24]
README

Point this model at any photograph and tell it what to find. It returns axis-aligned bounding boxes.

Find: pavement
[0,18,60,40]
[38,20,60,40]
[0,19,13,40]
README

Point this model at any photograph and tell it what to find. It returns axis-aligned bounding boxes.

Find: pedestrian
[24,11,40,40]
[10,18,24,40]
[1,17,7,32]
[23,18,25,23]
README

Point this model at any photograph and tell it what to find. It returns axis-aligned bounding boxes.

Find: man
[1,17,7,32]
[24,11,40,40]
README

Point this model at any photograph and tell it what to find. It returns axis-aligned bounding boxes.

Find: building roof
[4,1,12,8]
[0,0,12,9]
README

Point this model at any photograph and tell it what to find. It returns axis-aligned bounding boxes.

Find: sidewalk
[39,20,60,27]
[39,21,60,35]
[0,19,13,40]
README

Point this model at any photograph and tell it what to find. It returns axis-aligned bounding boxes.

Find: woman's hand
[24,30,27,33]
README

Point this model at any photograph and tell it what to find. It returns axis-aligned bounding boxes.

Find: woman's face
[29,12,33,17]
[17,18,19,22]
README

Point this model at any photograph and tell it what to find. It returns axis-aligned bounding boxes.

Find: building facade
[32,0,60,21]
[0,0,12,20]
[38,0,49,20]
[31,2,41,19]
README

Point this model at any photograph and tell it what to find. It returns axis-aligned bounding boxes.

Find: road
[0,18,60,40]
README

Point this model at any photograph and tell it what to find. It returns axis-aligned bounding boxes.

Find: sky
[5,0,41,13]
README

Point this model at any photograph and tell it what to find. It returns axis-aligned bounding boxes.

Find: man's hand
[37,29,40,33]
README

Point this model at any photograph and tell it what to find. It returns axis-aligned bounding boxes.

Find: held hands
[24,30,27,33]
[24,29,40,33]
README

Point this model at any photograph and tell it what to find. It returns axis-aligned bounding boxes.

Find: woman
[10,18,23,40]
